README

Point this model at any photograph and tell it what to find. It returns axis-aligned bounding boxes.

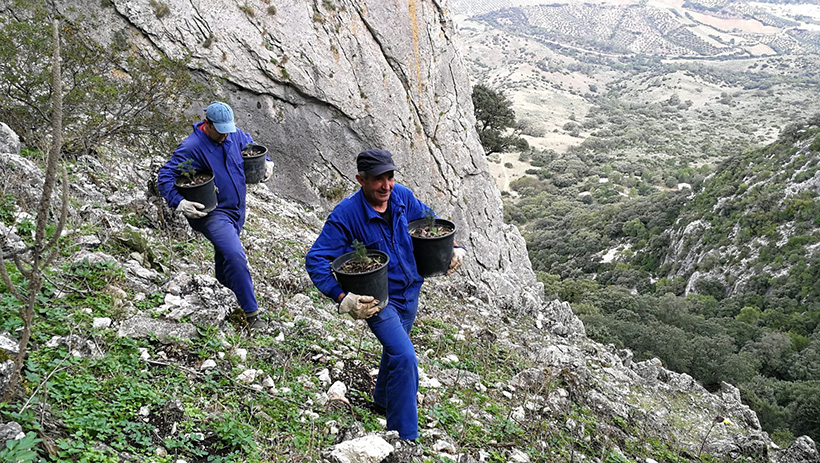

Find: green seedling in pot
[424,207,438,235]
[177,159,197,184]
[352,239,372,265]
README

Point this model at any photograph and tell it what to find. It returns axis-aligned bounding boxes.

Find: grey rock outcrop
[773,437,820,463]
[0,360,13,398]
[664,136,820,299]
[117,315,198,342]
[325,434,394,463]
[159,273,235,326]
[47,0,551,324]
[0,332,19,356]
[0,421,24,447]
[0,122,19,155]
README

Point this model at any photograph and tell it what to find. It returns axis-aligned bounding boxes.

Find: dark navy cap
[356,149,397,176]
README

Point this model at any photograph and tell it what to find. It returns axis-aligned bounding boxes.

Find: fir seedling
[352,239,372,265]
[177,159,196,183]
[425,207,438,235]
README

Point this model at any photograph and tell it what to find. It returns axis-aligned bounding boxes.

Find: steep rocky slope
[1,122,818,461]
[664,120,820,299]
[0,0,819,460]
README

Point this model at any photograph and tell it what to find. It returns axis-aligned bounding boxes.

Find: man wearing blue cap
[158,102,273,329]
[305,149,466,442]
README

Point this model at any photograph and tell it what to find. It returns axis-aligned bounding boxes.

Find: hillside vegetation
[505,120,820,445]
[453,0,820,447]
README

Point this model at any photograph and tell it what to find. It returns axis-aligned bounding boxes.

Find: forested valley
[500,115,820,446]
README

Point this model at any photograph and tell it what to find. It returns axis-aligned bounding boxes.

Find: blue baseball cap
[205,102,236,134]
[356,149,397,176]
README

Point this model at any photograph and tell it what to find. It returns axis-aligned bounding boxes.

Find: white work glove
[338,292,382,319]
[176,199,208,219]
[263,160,274,181]
[447,247,467,275]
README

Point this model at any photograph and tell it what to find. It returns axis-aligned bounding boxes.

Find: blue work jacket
[157,122,254,226]
[305,184,429,304]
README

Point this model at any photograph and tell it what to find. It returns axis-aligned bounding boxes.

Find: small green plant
[177,159,196,183]
[202,33,215,48]
[0,194,16,226]
[149,0,170,18]
[0,431,40,462]
[351,240,372,265]
[425,207,438,235]
[238,4,255,17]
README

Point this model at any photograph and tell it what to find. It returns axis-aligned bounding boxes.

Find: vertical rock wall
[52,0,544,311]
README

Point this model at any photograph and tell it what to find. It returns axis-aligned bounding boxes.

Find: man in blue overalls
[158,102,273,329]
[305,149,466,442]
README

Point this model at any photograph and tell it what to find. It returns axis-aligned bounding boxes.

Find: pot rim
[174,170,214,188]
[332,249,390,276]
[407,218,456,239]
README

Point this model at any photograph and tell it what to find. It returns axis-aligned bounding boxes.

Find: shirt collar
[358,187,404,222]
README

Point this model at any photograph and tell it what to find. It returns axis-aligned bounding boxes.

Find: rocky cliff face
[52,0,543,314]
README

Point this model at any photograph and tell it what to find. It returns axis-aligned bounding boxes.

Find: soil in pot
[408,218,456,277]
[175,171,217,213]
[242,144,268,184]
[332,247,390,308]
[339,253,387,273]
[175,172,213,187]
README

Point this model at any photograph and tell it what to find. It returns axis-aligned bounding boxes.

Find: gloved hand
[338,292,382,319]
[176,199,208,219]
[263,160,274,181]
[447,247,467,275]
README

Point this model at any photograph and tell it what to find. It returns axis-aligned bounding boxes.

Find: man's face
[203,120,229,144]
[356,171,394,210]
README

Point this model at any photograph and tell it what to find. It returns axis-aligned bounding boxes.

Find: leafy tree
[0,1,203,157]
[786,382,820,442]
[471,83,528,155]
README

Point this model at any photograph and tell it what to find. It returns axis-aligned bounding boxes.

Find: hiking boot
[245,310,267,330]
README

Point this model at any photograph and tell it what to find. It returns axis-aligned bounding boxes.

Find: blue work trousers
[367,297,419,440]
[189,212,258,314]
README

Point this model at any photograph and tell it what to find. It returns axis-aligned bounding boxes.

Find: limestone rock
[326,434,393,463]
[117,315,198,342]
[159,273,233,326]
[0,421,24,446]
[0,332,19,356]
[0,360,13,398]
[773,436,820,463]
[509,368,546,391]
[0,122,19,155]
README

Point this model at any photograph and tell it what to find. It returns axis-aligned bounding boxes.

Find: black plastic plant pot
[332,249,390,308]
[408,218,456,278]
[242,144,268,184]
[175,172,217,214]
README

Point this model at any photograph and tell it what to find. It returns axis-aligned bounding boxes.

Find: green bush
[0,1,203,156]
